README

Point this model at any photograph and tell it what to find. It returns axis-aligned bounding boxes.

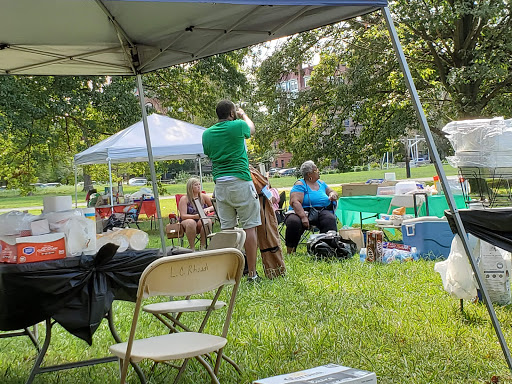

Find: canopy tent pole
[382,6,512,372]
[198,155,203,192]
[108,158,114,214]
[136,74,167,256]
[74,164,78,209]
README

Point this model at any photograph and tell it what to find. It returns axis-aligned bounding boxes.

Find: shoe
[246,273,262,283]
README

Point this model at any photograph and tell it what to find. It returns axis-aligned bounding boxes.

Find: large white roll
[43,196,72,213]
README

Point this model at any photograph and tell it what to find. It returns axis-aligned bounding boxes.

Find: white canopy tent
[73,113,207,208]
[2,0,510,370]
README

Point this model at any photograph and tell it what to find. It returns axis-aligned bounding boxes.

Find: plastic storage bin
[401,217,455,260]
[377,186,395,195]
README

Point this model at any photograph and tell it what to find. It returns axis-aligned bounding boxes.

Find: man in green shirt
[202,100,261,281]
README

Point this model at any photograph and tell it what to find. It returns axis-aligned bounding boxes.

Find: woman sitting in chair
[178,178,215,250]
[285,160,338,253]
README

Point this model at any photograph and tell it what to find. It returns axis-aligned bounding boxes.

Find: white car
[128,178,148,186]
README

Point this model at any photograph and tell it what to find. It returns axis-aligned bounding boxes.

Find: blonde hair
[186,178,204,206]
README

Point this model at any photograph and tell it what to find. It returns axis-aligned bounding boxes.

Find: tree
[0,76,140,194]
[253,0,512,167]
[143,51,251,126]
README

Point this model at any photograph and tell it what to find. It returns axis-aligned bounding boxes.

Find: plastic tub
[395,181,417,195]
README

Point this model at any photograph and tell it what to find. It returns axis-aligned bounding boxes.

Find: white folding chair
[109,249,245,384]
[142,229,246,375]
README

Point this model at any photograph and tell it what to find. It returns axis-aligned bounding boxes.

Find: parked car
[278,167,298,177]
[268,168,281,176]
[128,177,148,186]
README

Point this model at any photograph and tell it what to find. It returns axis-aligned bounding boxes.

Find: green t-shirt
[202,119,251,181]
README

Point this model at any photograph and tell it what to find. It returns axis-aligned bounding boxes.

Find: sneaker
[246,273,262,283]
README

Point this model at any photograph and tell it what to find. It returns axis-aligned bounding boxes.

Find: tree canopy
[254,0,512,169]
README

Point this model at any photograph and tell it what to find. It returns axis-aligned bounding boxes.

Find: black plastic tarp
[445,208,512,253]
[0,244,160,344]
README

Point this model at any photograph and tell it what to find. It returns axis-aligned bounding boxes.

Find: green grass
[0,164,457,211]
[2,247,512,383]
[4,163,510,383]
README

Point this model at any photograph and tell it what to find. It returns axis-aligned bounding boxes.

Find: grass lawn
[4,163,511,383]
[0,164,457,213]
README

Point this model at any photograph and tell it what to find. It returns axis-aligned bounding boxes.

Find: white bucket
[384,172,396,181]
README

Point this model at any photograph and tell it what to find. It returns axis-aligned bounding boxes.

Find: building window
[281,159,285,167]
[279,81,288,91]
[289,79,298,92]
[304,75,311,88]
[275,161,279,167]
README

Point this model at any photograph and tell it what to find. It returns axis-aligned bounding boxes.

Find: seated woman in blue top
[285,160,338,253]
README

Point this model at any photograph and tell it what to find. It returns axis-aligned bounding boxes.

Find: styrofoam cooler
[401,217,455,260]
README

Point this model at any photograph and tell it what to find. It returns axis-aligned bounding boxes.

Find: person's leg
[229,180,261,279]
[316,210,337,233]
[243,226,258,277]
[284,213,304,253]
[181,219,198,250]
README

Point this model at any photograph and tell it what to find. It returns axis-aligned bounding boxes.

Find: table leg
[0,327,40,352]
[24,314,146,384]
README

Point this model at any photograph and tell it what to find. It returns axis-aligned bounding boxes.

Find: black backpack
[306,231,357,260]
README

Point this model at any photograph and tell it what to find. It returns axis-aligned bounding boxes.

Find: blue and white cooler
[401,216,455,260]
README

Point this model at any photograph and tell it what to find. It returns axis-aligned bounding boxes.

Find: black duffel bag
[306,230,357,260]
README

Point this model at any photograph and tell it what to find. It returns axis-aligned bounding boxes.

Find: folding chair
[124,195,145,229]
[193,197,214,247]
[376,192,429,239]
[276,191,287,241]
[109,248,245,384]
[142,229,245,376]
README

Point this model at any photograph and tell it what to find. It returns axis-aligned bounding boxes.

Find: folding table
[0,245,160,384]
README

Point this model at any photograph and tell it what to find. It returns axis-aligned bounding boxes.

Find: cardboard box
[478,241,511,305]
[342,181,397,196]
[339,228,365,250]
[253,364,377,384]
[16,233,66,263]
[0,235,18,263]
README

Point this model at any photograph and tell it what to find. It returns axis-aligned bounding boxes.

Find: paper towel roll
[43,196,72,213]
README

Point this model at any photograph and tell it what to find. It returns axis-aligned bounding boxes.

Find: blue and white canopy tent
[1,0,510,371]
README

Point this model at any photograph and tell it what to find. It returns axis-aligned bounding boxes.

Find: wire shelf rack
[458,167,512,208]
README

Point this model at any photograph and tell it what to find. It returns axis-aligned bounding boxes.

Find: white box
[253,364,377,384]
[479,241,511,305]
[30,219,50,236]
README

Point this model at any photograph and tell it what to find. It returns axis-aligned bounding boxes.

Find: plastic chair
[377,192,429,237]
[109,248,245,384]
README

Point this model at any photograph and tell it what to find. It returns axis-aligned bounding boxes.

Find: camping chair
[275,191,288,240]
[124,195,145,229]
[193,197,214,247]
[109,248,245,384]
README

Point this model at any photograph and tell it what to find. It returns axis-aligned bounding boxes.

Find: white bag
[434,235,478,300]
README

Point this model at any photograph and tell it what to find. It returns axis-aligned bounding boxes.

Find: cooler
[401,217,454,260]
